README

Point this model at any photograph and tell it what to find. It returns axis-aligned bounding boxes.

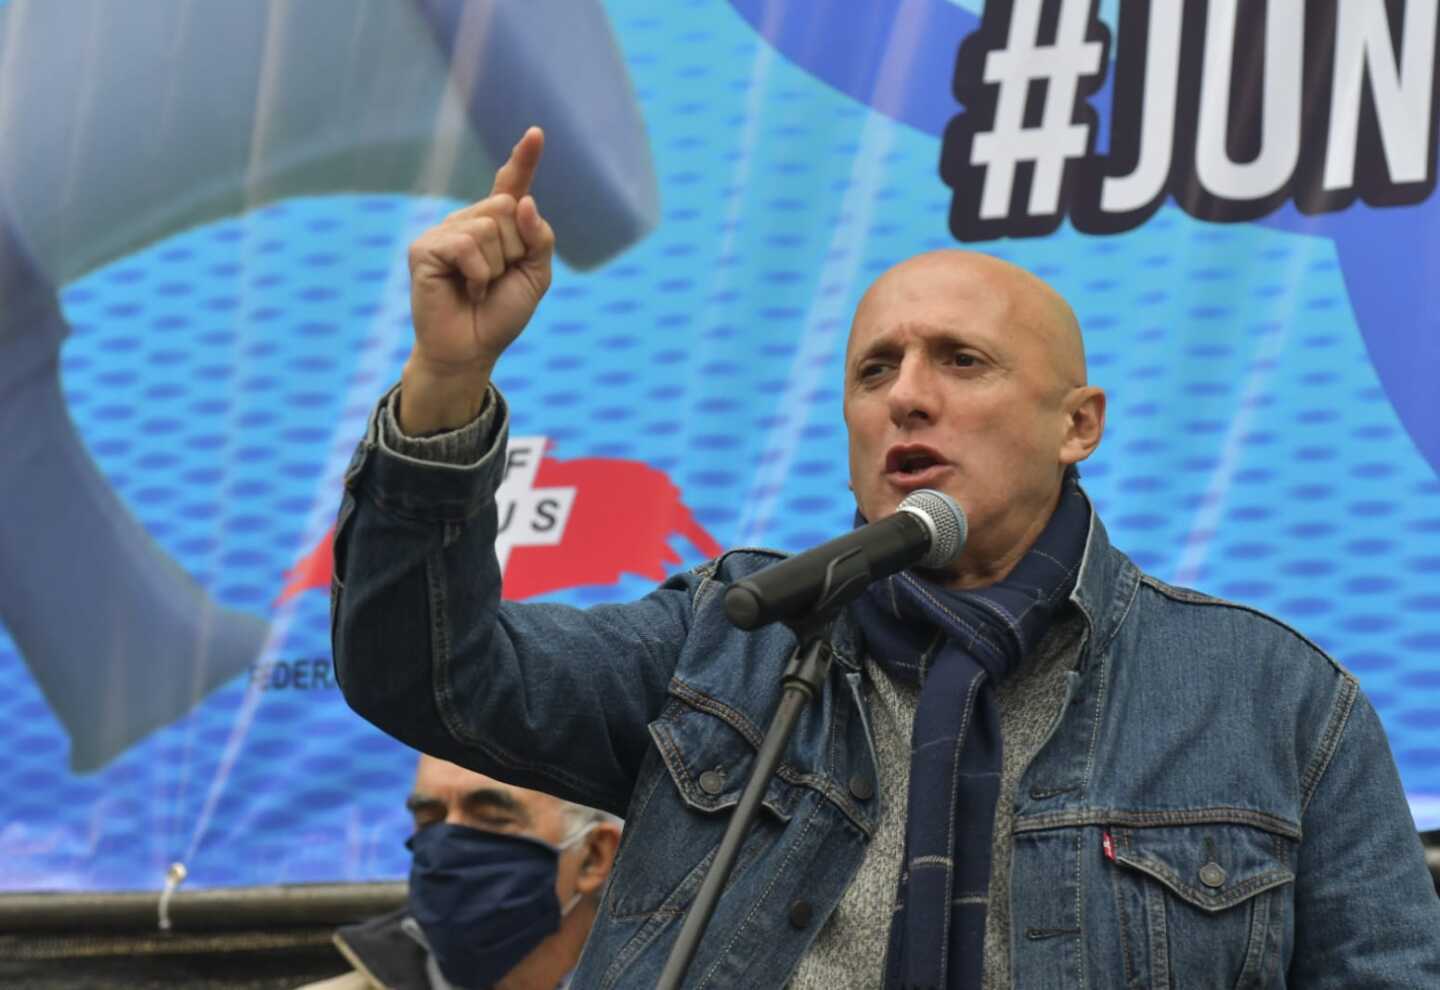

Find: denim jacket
[332,392,1440,988]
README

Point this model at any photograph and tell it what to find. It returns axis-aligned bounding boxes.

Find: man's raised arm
[330,128,692,817]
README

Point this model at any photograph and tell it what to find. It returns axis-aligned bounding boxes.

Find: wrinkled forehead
[414,757,553,814]
[848,256,1018,355]
[845,252,1084,385]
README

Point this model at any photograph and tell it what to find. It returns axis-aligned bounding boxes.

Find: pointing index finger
[490,126,545,199]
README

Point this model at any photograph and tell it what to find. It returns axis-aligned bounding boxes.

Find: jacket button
[788,899,813,929]
[1199,862,1227,888]
[698,769,725,795]
[848,773,874,801]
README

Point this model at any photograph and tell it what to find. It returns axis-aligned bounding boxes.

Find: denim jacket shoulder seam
[1299,673,1359,814]
[1137,574,1344,671]
[1137,572,1362,817]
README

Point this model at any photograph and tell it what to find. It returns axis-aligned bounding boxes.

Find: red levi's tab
[1102,831,1116,862]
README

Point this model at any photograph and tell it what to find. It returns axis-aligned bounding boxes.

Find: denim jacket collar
[1067,496,1142,666]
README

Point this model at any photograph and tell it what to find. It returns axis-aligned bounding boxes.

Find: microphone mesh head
[898,489,967,568]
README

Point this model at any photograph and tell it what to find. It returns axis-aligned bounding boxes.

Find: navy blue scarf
[850,472,1089,989]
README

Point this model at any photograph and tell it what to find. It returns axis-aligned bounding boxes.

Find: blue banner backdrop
[0,0,1437,891]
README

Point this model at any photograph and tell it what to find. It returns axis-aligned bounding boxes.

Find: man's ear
[1059,386,1105,465]
[574,823,622,896]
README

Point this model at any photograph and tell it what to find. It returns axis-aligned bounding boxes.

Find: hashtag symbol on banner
[942,0,1109,240]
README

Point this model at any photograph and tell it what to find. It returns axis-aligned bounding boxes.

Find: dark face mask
[406,823,589,990]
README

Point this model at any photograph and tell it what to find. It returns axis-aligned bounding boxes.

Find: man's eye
[858,363,888,380]
[463,814,523,834]
[951,352,977,367]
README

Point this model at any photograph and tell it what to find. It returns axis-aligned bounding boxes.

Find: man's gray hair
[561,800,622,833]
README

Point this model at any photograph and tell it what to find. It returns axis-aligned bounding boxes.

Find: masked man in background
[301,754,621,990]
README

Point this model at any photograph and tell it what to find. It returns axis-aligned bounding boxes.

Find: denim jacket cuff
[344,382,509,524]
[380,386,495,463]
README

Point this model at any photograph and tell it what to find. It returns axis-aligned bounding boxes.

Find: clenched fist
[399,126,556,434]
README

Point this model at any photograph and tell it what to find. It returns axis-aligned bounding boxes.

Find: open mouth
[885,446,946,478]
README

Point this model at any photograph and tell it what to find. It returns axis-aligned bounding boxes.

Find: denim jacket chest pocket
[594,687,873,989]
[603,692,807,927]
[1104,822,1296,990]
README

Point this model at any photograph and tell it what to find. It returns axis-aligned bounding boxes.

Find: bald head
[850,250,1088,396]
[842,248,1105,587]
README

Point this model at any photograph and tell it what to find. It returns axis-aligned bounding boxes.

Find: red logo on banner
[277,438,723,604]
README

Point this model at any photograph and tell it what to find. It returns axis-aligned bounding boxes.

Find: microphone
[724,489,967,630]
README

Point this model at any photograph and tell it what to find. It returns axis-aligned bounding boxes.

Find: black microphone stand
[655,551,872,989]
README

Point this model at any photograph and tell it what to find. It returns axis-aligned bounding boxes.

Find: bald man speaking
[332,129,1440,988]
